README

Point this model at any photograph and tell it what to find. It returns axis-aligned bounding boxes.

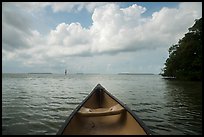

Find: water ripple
[2,74,202,135]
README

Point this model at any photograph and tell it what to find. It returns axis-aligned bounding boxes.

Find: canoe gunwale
[101,85,153,135]
[56,84,152,135]
[56,84,100,135]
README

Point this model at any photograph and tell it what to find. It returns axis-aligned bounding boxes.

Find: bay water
[2,73,202,135]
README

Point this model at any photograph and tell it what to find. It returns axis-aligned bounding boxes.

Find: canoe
[57,84,152,135]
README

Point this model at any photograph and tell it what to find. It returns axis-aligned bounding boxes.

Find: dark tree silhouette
[162,18,202,81]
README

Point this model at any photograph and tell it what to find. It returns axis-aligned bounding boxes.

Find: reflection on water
[2,74,202,135]
[163,80,202,135]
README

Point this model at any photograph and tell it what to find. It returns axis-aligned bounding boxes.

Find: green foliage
[162,18,202,81]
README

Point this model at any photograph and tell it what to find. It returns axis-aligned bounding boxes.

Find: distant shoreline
[118,73,155,75]
[28,73,52,74]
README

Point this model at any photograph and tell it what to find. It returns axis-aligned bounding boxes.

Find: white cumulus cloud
[43,2,202,58]
[2,2,202,69]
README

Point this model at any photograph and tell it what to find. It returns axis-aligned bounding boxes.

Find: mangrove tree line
[162,18,202,81]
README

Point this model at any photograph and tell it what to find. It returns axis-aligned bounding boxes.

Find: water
[2,73,202,135]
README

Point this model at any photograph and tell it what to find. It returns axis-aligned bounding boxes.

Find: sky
[2,2,202,74]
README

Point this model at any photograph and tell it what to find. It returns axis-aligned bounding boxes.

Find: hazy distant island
[74,73,100,75]
[75,73,84,74]
[118,73,155,75]
[28,73,52,74]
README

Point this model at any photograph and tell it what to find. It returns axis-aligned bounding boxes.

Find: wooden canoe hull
[57,84,152,135]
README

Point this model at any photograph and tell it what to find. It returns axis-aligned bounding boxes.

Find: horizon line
[2,72,159,75]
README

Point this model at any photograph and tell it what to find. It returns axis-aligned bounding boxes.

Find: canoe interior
[60,85,149,135]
